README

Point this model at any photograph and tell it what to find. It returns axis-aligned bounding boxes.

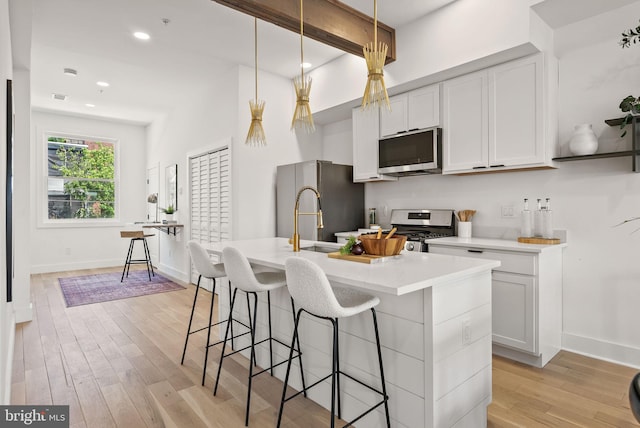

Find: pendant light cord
[254,17,258,101]
[300,0,304,81]
[374,0,378,47]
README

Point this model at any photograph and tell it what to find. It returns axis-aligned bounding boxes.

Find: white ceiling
[30,0,456,124]
[29,0,638,125]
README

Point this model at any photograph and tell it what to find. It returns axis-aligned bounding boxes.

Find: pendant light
[362,0,390,110]
[246,18,267,146]
[291,0,315,133]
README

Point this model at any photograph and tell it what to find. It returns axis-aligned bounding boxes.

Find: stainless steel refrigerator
[276,160,365,242]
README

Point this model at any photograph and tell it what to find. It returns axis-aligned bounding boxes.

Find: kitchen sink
[300,245,339,254]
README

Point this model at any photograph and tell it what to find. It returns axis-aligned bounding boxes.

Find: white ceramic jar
[569,124,598,156]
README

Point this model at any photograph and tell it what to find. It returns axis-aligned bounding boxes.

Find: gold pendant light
[291,0,315,133]
[246,17,266,146]
[362,0,390,110]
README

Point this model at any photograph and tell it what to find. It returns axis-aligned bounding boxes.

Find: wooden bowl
[358,234,407,256]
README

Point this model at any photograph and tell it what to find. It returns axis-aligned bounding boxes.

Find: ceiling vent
[63,68,77,76]
[52,93,67,101]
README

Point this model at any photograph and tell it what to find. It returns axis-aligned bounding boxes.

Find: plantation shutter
[189,147,231,287]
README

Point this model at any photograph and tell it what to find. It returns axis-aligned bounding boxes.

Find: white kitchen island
[204,238,500,428]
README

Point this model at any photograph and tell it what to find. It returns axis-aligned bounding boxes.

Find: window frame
[38,130,121,228]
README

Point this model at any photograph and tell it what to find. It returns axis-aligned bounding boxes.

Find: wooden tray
[517,237,561,245]
[328,252,400,264]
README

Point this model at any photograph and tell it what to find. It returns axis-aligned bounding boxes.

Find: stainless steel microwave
[378,127,442,176]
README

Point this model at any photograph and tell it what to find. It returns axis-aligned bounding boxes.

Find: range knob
[406,242,415,251]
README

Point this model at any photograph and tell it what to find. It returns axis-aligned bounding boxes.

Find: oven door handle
[467,249,484,254]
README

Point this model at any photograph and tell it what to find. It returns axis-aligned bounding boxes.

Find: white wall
[0,0,12,405]
[29,111,147,273]
[318,3,640,367]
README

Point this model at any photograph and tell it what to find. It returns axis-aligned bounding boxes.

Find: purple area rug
[59,270,186,307]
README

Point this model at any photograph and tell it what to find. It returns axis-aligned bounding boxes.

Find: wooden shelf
[553,118,640,172]
[143,224,184,236]
[553,150,637,162]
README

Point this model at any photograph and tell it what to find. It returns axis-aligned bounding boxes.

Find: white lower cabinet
[429,241,563,367]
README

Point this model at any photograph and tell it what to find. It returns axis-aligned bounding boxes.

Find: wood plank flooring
[11,267,640,427]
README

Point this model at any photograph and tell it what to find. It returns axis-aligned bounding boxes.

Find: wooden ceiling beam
[212,0,396,64]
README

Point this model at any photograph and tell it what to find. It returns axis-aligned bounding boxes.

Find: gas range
[390,209,456,252]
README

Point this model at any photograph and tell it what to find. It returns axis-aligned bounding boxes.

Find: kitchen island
[204,237,500,428]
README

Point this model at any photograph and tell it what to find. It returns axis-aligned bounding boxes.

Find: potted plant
[618,95,640,138]
[161,204,175,221]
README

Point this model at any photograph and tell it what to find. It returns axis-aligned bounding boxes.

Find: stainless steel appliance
[389,209,456,252]
[276,161,364,242]
[378,127,442,176]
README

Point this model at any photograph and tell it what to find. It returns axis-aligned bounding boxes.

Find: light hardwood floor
[11,267,640,427]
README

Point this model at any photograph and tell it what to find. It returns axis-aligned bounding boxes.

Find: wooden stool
[120,230,155,282]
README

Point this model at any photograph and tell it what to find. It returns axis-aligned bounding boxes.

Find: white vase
[165,213,173,222]
[569,124,598,156]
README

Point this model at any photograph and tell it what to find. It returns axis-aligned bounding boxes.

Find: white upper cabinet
[380,84,440,137]
[442,53,557,175]
[352,107,397,183]
[442,70,489,172]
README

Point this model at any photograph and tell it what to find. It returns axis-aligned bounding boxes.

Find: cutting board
[517,237,561,244]
[328,252,400,264]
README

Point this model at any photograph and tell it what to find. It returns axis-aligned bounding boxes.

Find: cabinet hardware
[467,249,484,253]
[408,128,420,132]
[472,166,486,169]
[490,164,505,168]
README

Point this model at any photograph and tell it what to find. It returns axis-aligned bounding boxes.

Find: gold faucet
[292,186,324,251]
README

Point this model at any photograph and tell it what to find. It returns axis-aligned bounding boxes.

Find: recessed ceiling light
[301,62,312,69]
[85,103,96,108]
[63,68,77,77]
[96,81,110,87]
[133,31,150,40]
[52,93,67,101]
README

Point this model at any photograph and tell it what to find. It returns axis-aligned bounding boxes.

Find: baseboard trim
[562,332,640,369]
[14,302,33,324]
[3,311,15,404]
[31,259,124,274]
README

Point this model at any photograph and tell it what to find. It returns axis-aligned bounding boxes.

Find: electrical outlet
[501,205,515,218]
[462,318,471,344]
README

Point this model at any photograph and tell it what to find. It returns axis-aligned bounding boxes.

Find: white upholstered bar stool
[214,246,306,427]
[278,257,391,428]
[182,240,248,386]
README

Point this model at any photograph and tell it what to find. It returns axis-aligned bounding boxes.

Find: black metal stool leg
[142,237,154,279]
[267,291,274,376]
[214,288,239,396]
[290,298,307,398]
[120,239,135,282]
[125,239,136,279]
[372,308,391,428]
[181,275,202,364]
[277,308,303,428]
[245,292,259,426]
[330,318,338,428]
[229,281,235,350]
[246,291,257,367]
[202,278,217,386]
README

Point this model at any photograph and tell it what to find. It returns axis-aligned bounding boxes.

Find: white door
[379,94,408,137]
[492,271,536,353]
[407,84,440,130]
[189,147,231,288]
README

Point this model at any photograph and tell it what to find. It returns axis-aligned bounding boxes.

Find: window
[46,134,117,221]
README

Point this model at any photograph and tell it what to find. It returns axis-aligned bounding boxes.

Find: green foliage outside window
[49,139,116,219]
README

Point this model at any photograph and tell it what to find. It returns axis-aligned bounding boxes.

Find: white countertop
[203,237,500,296]
[429,236,568,253]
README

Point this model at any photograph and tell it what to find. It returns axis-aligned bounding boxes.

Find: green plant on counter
[161,204,175,214]
[339,235,357,255]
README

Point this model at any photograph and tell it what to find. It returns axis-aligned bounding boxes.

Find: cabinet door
[488,54,544,167]
[408,84,440,130]
[352,107,397,182]
[492,272,536,353]
[379,94,407,137]
[442,71,488,174]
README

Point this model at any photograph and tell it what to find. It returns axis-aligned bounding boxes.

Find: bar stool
[214,246,306,427]
[183,240,247,386]
[278,257,390,428]
[120,230,155,282]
